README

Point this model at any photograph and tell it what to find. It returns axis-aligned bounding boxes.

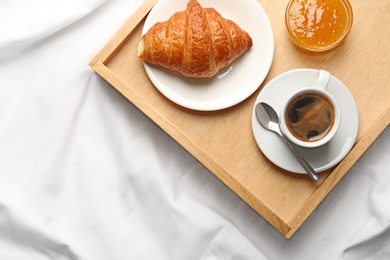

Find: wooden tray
[90,0,390,238]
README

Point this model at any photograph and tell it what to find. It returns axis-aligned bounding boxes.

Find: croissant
[137,0,253,78]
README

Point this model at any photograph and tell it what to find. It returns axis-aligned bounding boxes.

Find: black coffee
[286,93,335,142]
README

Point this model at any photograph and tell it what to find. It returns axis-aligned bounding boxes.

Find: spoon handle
[279,134,320,181]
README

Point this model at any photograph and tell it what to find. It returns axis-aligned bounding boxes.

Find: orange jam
[286,0,352,50]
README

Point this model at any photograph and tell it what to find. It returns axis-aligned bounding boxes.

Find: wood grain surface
[90,0,390,238]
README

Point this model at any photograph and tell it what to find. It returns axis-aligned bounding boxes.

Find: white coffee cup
[280,70,341,148]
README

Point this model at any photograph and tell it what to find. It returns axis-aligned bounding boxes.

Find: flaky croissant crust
[138,0,253,78]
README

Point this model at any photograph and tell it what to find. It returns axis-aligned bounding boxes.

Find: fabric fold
[0,201,85,260]
[340,129,390,260]
[0,0,106,60]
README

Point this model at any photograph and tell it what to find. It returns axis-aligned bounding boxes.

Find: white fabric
[0,0,389,259]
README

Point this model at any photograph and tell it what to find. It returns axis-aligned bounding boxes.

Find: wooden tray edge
[89,0,158,67]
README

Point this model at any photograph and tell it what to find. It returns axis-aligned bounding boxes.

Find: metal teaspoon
[255,102,320,181]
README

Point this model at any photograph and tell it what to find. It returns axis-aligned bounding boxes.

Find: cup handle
[313,70,331,90]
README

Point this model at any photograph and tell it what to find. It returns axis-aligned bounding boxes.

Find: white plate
[142,0,274,111]
[252,68,359,174]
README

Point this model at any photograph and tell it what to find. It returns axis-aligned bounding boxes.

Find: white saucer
[142,0,274,111]
[251,68,359,173]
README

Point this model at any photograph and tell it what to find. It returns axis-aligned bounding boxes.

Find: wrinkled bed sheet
[0,0,389,259]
